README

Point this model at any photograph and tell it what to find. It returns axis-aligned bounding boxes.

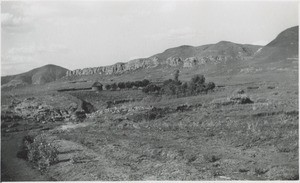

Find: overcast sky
[1,0,298,76]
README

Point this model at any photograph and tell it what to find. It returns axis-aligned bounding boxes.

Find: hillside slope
[1,64,69,89]
[254,26,298,61]
[66,41,261,77]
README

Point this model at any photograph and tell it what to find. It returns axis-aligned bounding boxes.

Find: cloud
[1,13,28,27]
[1,53,37,76]
[1,44,69,76]
[159,1,177,13]
[6,44,69,55]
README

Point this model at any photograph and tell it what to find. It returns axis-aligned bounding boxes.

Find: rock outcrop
[66,57,160,76]
[13,97,75,123]
[165,57,183,66]
[66,41,262,76]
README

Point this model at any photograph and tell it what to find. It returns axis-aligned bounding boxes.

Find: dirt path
[1,131,54,181]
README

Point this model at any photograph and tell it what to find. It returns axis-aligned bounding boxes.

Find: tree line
[104,79,150,90]
[102,70,216,97]
[142,70,215,97]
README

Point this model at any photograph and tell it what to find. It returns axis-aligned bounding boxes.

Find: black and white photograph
[1,0,299,181]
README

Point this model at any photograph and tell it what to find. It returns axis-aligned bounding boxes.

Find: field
[1,67,298,181]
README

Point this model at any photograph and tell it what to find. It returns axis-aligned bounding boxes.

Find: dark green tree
[125,81,133,88]
[117,82,125,89]
[141,79,150,87]
[104,84,111,90]
[174,69,180,82]
[191,74,205,85]
[111,83,117,90]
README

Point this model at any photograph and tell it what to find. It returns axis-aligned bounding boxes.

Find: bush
[117,82,125,89]
[229,94,254,104]
[130,107,171,122]
[133,81,143,87]
[174,70,180,82]
[110,83,118,90]
[104,84,111,90]
[125,81,133,88]
[141,79,150,87]
[191,74,205,85]
[142,83,161,93]
[142,74,214,97]
[161,79,182,95]
[17,135,35,160]
[206,82,215,90]
[204,154,221,163]
[187,75,214,95]
[18,134,58,173]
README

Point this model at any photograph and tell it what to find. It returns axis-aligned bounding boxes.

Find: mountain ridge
[2,25,298,88]
[66,40,262,76]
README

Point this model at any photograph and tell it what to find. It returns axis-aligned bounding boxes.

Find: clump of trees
[102,70,215,97]
[142,69,216,97]
[104,79,150,91]
[142,83,161,94]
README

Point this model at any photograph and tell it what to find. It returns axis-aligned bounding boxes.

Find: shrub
[104,84,111,90]
[125,81,133,88]
[130,107,170,122]
[142,74,214,97]
[174,70,180,82]
[135,81,144,87]
[18,134,58,173]
[254,167,269,175]
[110,83,118,91]
[206,82,215,91]
[117,82,125,89]
[142,83,161,93]
[191,74,205,85]
[141,79,150,87]
[161,79,182,95]
[229,94,254,104]
[204,154,221,163]
[187,75,214,95]
[17,135,35,160]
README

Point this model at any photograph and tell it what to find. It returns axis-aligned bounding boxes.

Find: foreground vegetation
[1,69,298,181]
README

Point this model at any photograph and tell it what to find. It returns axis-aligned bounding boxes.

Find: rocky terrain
[1,26,298,181]
[66,42,261,77]
[2,26,297,88]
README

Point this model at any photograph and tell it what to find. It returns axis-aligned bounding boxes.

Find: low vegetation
[143,70,216,97]
[17,134,58,173]
[104,79,150,91]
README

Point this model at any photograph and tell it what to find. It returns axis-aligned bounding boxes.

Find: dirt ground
[1,69,298,181]
[1,130,54,181]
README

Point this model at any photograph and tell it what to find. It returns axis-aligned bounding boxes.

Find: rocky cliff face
[66,41,262,77]
[66,57,160,76]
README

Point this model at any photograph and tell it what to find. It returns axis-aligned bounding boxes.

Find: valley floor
[1,71,299,181]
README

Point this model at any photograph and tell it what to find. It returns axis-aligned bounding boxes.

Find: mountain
[1,64,69,89]
[2,26,297,87]
[66,41,261,76]
[254,26,298,61]
[65,26,297,78]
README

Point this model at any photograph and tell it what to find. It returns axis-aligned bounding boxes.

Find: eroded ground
[1,72,299,181]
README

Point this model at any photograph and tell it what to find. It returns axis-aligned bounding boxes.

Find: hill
[254,26,298,61]
[2,26,297,90]
[1,64,69,89]
[66,41,261,77]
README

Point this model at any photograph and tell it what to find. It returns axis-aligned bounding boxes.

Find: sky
[1,0,299,76]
